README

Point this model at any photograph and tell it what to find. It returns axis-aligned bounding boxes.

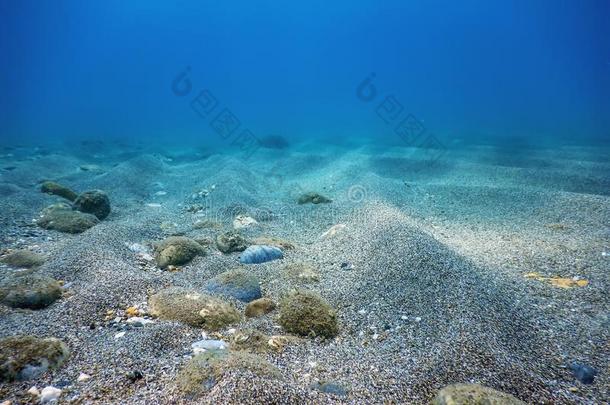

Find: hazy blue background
[1,0,609,147]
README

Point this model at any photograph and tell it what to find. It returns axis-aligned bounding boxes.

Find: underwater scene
[0,1,609,404]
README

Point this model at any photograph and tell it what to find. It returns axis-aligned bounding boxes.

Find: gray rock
[73,190,111,220]
[0,274,62,309]
[206,270,261,302]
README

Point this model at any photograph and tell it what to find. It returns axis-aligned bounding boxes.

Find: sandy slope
[0,141,608,404]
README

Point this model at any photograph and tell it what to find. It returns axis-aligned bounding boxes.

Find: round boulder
[1,250,45,268]
[154,236,204,268]
[215,231,248,254]
[176,349,280,397]
[278,290,338,338]
[37,203,99,233]
[149,287,240,330]
[205,270,261,302]
[73,190,111,220]
[245,298,276,318]
[0,336,69,382]
[0,275,62,309]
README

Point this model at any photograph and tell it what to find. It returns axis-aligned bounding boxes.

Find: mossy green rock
[176,349,280,397]
[215,231,248,254]
[278,290,338,338]
[149,287,240,330]
[297,192,332,204]
[0,336,69,382]
[72,190,111,220]
[0,250,45,268]
[154,236,204,268]
[432,384,526,405]
[0,275,62,309]
[40,181,78,202]
[245,298,276,318]
[37,203,99,233]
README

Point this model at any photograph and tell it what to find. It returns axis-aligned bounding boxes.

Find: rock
[126,370,143,382]
[432,384,525,405]
[232,215,258,230]
[297,192,332,205]
[77,372,91,382]
[192,339,229,353]
[37,203,99,233]
[154,236,204,268]
[228,329,272,353]
[0,336,69,382]
[176,350,280,397]
[206,270,261,302]
[283,262,320,283]
[215,231,248,254]
[251,236,295,250]
[40,386,62,403]
[148,287,241,330]
[40,181,78,202]
[570,362,597,384]
[0,275,62,309]
[72,190,111,220]
[0,250,45,268]
[28,386,40,396]
[239,245,283,264]
[278,290,338,338]
[311,381,348,397]
[245,298,276,318]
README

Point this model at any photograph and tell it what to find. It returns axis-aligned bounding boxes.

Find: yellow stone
[125,306,139,317]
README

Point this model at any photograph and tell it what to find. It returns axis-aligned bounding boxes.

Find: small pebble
[77,373,91,382]
[40,386,61,403]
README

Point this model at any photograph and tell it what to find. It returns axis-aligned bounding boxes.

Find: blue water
[1,0,609,147]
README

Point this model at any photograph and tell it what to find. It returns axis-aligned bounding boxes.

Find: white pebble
[28,386,40,396]
[414,317,422,322]
[114,331,126,339]
[77,372,91,382]
[192,339,228,353]
[400,315,408,320]
[40,386,62,403]
[357,309,367,315]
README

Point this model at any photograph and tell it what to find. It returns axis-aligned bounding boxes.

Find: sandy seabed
[0,139,608,404]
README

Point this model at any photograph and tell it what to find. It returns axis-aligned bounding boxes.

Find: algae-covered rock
[37,203,99,233]
[432,384,526,405]
[278,290,338,338]
[283,262,320,283]
[215,231,248,254]
[40,181,78,202]
[176,349,280,397]
[0,336,69,382]
[154,236,204,268]
[0,250,45,268]
[206,270,261,302]
[245,298,276,318]
[0,274,62,309]
[72,190,111,220]
[251,236,295,250]
[297,192,332,204]
[228,329,272,353]
[149,287,240,330]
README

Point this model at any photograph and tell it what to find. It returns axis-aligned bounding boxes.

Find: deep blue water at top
[1,0,609,148]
